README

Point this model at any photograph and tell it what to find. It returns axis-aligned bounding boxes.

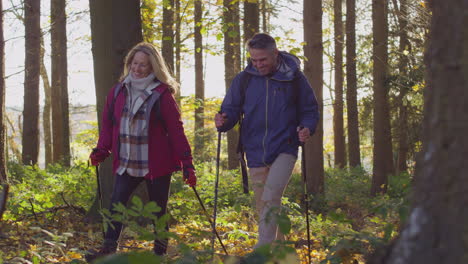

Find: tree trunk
[224,0,241,170]
[194,0,205,159]
[88,0,143,218]
[303,0,324,196]
[174,0,181,104]
[376,1,468,263]
[394,0,410,174]
[51,0,70,166]
[0,0,9,220]
[22,0,40,165]
[40,36,52,167]
[162,0,174,73]
[261,0,269,33]
[333,0,345,168]
[243,0,259,43]
[346,0,361,168]
[370,0,393,196]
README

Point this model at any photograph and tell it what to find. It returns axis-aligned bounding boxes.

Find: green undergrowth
[1,161,411,263]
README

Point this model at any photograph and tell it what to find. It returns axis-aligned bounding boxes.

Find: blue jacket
[219,51,319,168]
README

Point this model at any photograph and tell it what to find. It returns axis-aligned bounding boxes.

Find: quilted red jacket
[96,82,193,179]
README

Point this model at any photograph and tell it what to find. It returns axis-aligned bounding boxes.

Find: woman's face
[130,51,152,79]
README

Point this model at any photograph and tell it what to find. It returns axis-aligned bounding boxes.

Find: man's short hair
[246,33,277,52]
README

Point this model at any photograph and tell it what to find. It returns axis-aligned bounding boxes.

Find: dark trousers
[104,172,171,255]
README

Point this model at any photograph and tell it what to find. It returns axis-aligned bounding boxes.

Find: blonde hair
[121,42,179,94]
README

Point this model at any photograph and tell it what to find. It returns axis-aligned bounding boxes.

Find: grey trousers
[249,153,297,248]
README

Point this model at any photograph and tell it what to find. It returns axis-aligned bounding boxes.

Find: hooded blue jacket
[219,51,319,168]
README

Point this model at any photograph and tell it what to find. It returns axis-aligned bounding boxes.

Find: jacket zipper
[262,78,269,166]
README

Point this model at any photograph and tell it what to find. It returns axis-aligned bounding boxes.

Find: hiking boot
[85,244,117,263]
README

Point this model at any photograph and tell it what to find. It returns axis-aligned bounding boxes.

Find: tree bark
[88,0,143,218]
[243,0,259,43]
[194,0,205,158]
[174,0,181,104]
[303,0,324,196]
[224,0,241,170]
[346,0,361,168]
[333,0,346,168]
[0,0,6,181]
[0,0,7,220]
[394,0,410,174]
[376,1,468,263]
[371,0,394,196]
[51,0,70,166]
[22,0,40,165]
[40,36,52,167]
[162,0,174,74]
[261,0,269,33]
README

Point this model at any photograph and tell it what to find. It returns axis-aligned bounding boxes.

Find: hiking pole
[95,164,105,238]
[301,142,312,264]
[191,186,228,255]
[91,148,105,238]
[212,131,222,252]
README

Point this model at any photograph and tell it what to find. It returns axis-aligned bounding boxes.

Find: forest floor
[0,205,367,264]
[0,164,407,264]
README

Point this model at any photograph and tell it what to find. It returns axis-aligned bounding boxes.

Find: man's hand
[214,112,228,128]
[297,127,311,143]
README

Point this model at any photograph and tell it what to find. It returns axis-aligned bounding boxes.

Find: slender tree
[333,0,345,168]
[261,0,269,33]
[0,0,9,220]
[162,0,175,73]
[393,0,410,174]
[224,0,241,169]
[374,1,468,263]
[40,36,52,166]
[243,0,259,43]
[174,0,181,103]
[88,0,143,216]
[346,0,361,167]
[370,0,394,196]
[194,0,205,158]
[51,0,70,166]
[303,0,324,196]
[22,0,40,165]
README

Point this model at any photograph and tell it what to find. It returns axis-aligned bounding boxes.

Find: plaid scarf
[116,75,160,177]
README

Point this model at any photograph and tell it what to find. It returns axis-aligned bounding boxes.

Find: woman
[86,42,196,261]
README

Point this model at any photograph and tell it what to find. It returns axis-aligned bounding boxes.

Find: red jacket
[96,82,193,179]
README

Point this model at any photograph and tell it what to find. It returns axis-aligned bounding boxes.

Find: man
[215,33,319,248]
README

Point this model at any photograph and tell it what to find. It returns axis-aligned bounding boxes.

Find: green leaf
[277,213,291,235]
[131,196,143,211]
[228,30,239,38]
[144,201,161,214]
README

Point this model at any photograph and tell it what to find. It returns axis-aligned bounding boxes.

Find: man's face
[249,48,278,76]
